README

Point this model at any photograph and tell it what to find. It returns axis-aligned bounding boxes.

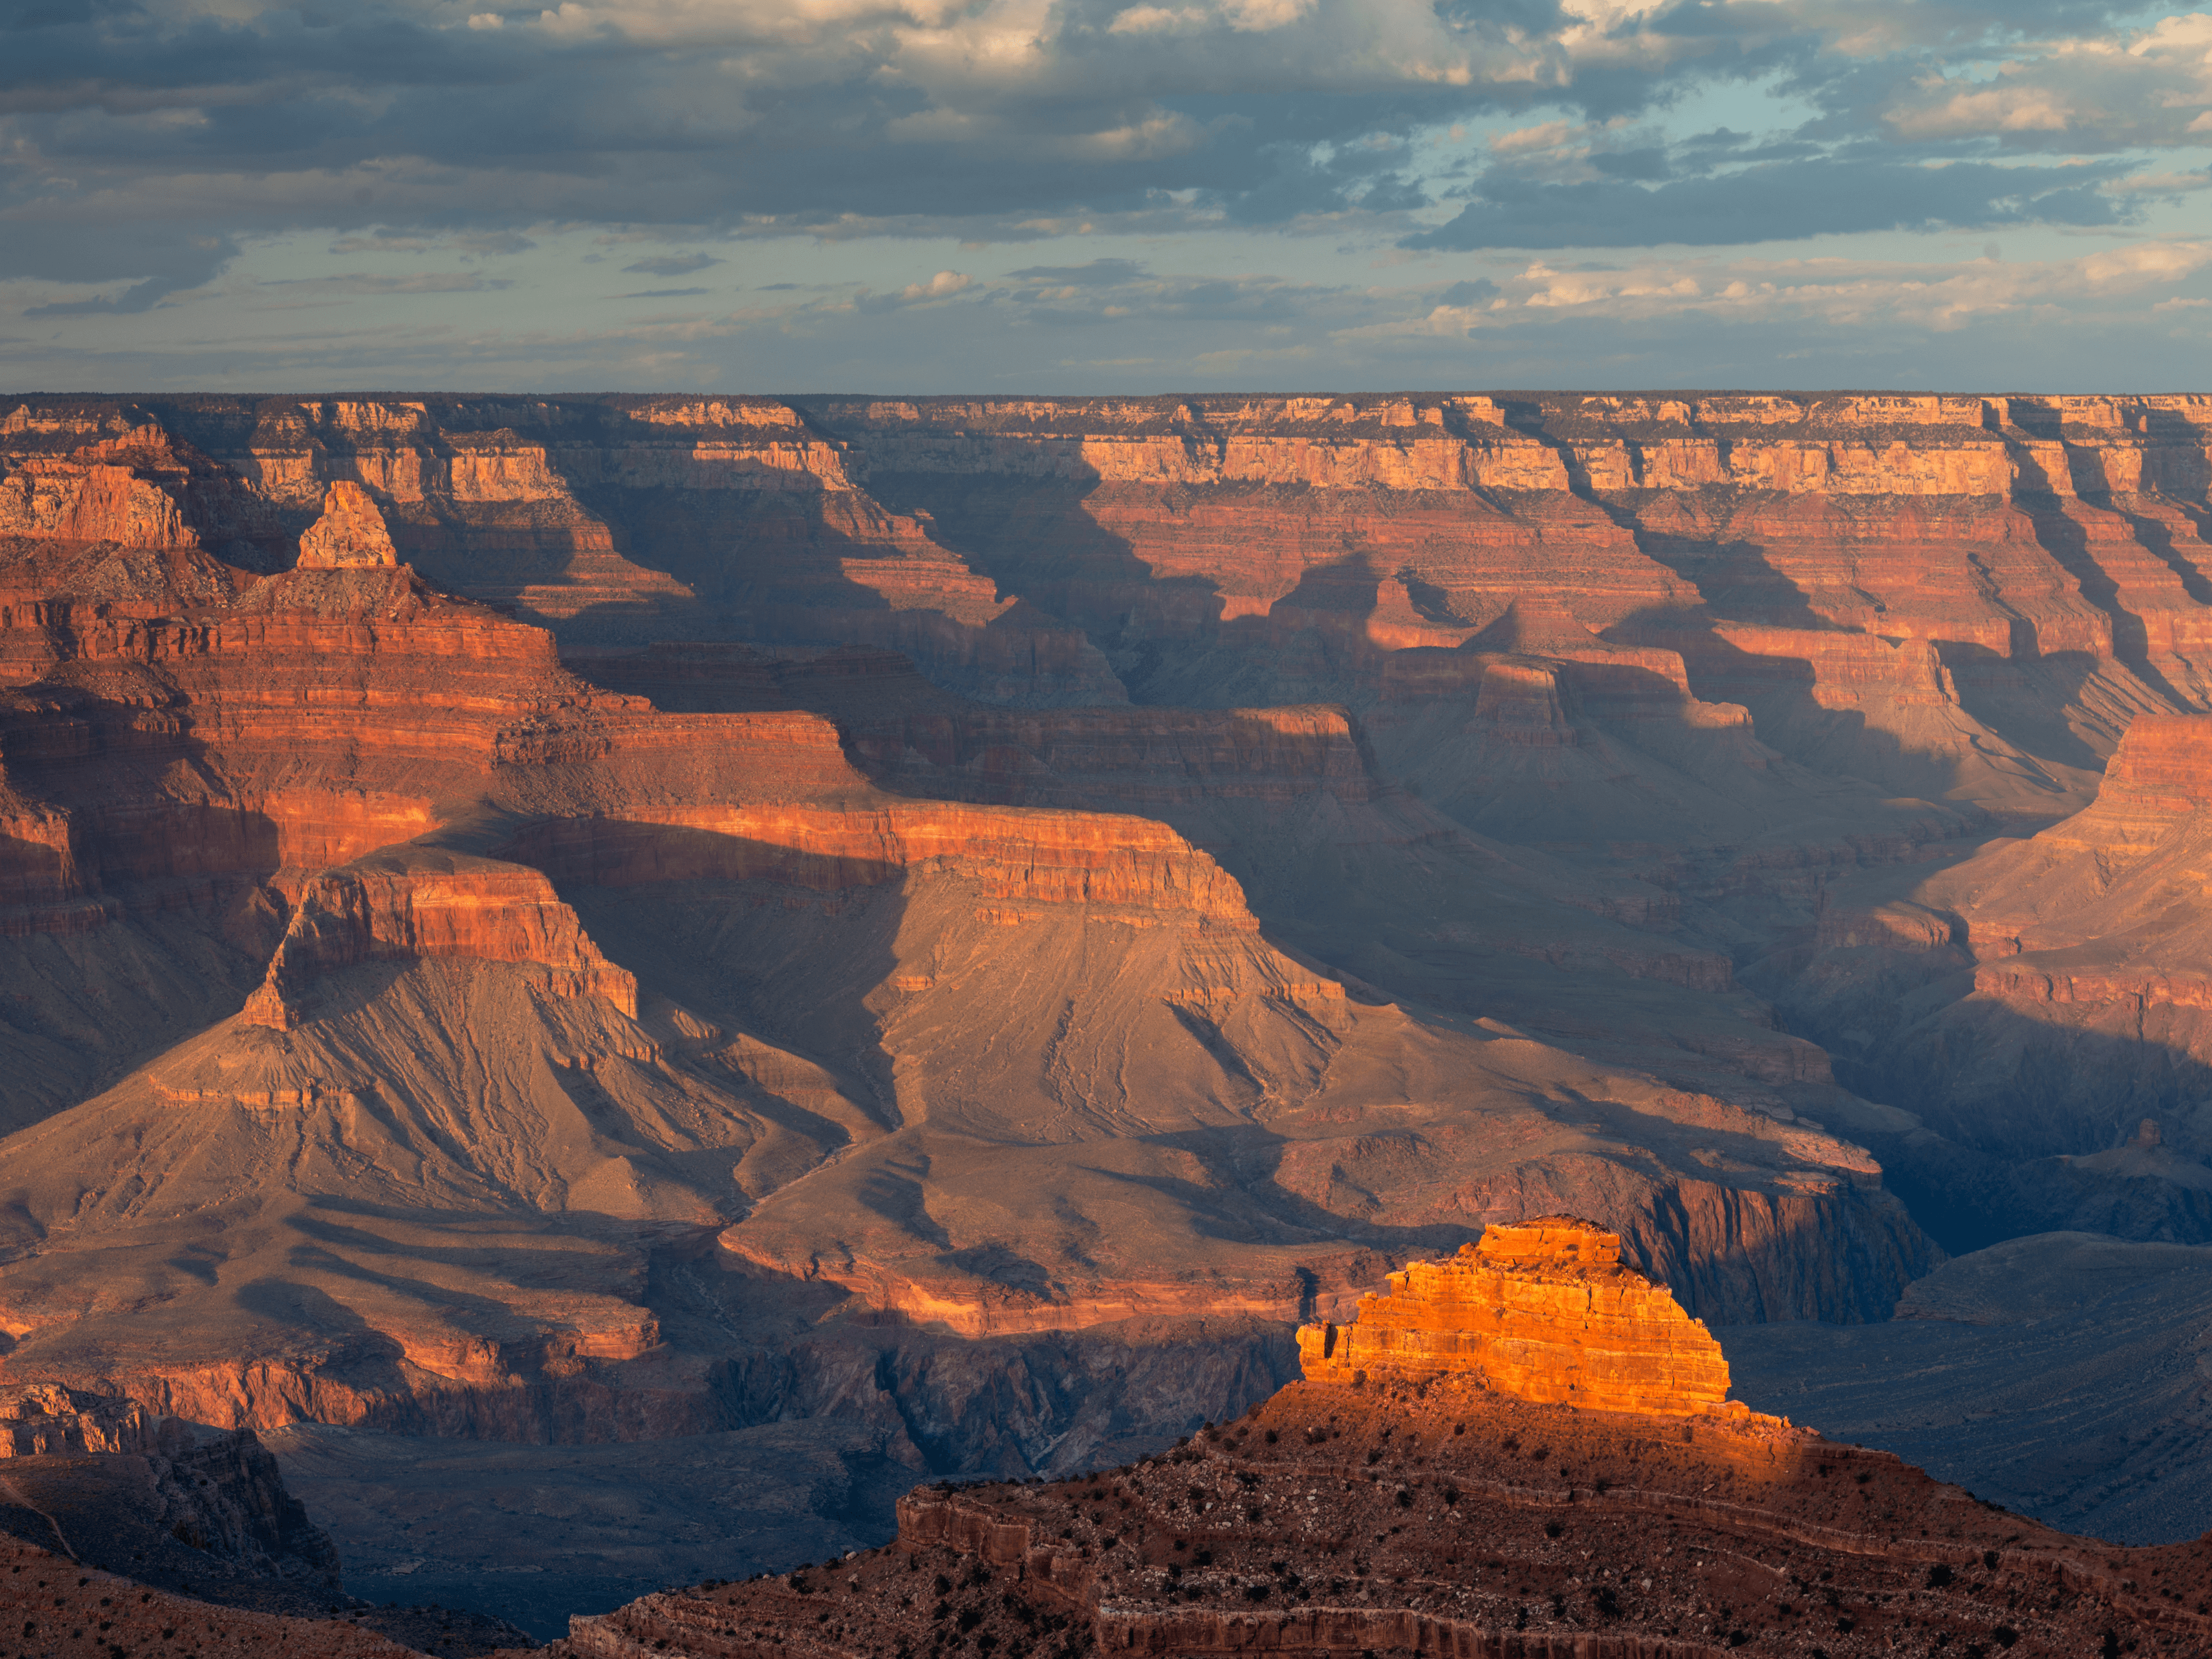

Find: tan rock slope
[556,1226,2212,1659]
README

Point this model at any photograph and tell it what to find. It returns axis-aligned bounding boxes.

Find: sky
[3,0,2211,392]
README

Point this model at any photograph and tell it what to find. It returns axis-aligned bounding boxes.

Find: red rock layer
[1295,1220,1736,1419]
[500,800,1256,922]
[2072,712,2212,820]
[296,481,399,570]
[11,391,2208,767]
[552,1363,2212,1659]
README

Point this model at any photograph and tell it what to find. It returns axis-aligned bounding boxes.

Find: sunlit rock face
[0,1382,169,1456]
[293,482,399,570]
[1296,1218,1735,1418]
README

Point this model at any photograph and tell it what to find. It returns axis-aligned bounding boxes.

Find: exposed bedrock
[5,392,2206,797]
[1295,1219,1736,1416]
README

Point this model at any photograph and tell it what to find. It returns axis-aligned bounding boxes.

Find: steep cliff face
[0,1382,169,1456]
[240,850,641,1031]
[810,392,2210,817]
[1755,713,2212,1247]
[12,390,2206,812]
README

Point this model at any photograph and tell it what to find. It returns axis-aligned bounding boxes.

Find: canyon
[0,390,2209,1633]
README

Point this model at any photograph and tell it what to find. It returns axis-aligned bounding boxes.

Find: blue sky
[3,0,2210,390]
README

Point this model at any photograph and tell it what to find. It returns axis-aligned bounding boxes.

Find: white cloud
[1884,12,2212,148]
[900,269,973,300]
[1340,238,2212,341]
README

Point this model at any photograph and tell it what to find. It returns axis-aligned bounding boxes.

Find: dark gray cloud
[14,226,240,313]
[622,252,723,276]
[1407,153,2132,250]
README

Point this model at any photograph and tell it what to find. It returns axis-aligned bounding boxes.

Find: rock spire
[296,479,399,569]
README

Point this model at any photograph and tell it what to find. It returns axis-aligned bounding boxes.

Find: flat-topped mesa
[1296,1216,1741,1418]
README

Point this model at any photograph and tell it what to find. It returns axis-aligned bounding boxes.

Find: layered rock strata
[1294,1219,1736,1418]
[8,392,2209,802]
[19,386,2212,1577]
[240,852,641,1032]
[296,482,400,570]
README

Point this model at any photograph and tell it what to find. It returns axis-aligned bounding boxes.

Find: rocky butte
[0,391,2210,1626]
[1296,1218,1735,1417]
[554,1221,2211,1658]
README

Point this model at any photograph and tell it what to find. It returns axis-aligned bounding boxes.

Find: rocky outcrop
[552,1347,2212,1659]
[1294,1219,1737,1418]
[0,1414,339,1594]
[0,1382,171,1456]
[239,850,639,1032]
[503,799,1259,921]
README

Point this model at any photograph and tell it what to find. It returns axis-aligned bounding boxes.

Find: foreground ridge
[551,1234,2212,1657]
[552,1369,2212,1659]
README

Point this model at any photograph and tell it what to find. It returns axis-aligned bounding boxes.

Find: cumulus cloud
[1359,237,2212,339]
[901,270,974,300]
[1879,13,2212,150]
